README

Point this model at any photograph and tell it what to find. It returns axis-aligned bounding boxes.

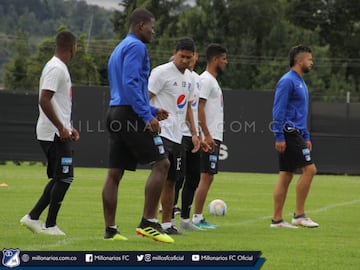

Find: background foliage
[1,0,360,100]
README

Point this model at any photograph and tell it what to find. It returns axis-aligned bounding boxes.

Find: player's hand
[305,140,312,151]
[156,108,169,121]
[275,141,286,153]
[204,134,215,153]
[191,135,201,153]
[59,126,72,142]
[200,140,211,153]
[146,118,161,135]
[71,127,80,141]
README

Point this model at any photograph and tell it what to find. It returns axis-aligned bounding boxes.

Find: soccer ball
[208,199,227,216]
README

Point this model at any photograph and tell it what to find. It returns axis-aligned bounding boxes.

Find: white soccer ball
[208,199,227,216]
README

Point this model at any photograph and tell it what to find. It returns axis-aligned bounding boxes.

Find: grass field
[1,162,359,269]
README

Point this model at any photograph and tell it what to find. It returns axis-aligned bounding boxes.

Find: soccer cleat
[180,219,203,231]
[136,218,174,243]
[173,206,181,215]
[20,214,44,233]
[163,225,182,235]
[40,225,66,235]
[292,215,319,228]
[193,219,217,229]
[104,228,128,241]
[270,220,298,229]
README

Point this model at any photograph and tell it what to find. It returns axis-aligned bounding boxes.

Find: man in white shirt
[149,37,200,234]
[20,30,79,236]
[192,44,228,229]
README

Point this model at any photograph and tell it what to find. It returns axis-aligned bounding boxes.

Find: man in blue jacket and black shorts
[271,45,319,229]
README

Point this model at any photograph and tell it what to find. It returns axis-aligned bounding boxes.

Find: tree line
[2,0,360,100]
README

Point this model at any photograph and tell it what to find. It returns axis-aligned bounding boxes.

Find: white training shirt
[199,70,224,142]
[149,61,194,144]
[36,56,73,141]
[182,70,200,137]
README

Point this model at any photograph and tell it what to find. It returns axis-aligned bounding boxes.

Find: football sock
[161,222,172,230]
[192,214,203,224]
[45,180,70,227]
[29,179,56,220]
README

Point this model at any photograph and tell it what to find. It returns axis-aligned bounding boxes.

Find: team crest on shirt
[2,249,20,268]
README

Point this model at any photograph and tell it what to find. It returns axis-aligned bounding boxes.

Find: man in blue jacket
[271,45,319,229]
[103,8,173,243]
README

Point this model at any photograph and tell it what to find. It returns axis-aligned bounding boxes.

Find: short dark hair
[289,45,312,67]
[175,37,195,52]
[206,43,227,62]
[129,8,154,27]
[56,30,76,52]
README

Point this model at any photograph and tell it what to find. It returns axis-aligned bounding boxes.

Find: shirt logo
[177,94,187,109]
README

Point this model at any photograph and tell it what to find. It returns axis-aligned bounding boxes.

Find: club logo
[2,249,20,268]
[177,94,187,109]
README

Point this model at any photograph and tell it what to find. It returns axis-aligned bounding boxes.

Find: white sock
[147,218,158,223]
[162,222,172,230]
[192,214,203,224]
[181,218,190,223]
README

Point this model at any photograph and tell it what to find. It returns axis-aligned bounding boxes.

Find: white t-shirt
[183,70,200,137]
[36,56,72,141]
[149,62,194,144]
[199,70,224,141]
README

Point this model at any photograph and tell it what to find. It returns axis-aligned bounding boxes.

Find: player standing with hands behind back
[192,44,228,229]
[271,45,319,228]
[20,30,79,236]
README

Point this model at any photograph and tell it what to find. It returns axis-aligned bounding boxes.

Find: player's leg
[272,171,293,222]
[41,135,74,235]
[295,163,317,216]
[160,139,182,234]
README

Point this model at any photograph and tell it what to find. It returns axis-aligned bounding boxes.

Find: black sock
[29,179,56,220]
[181,185,196,219]
[45,180,70,227]
[271,219,283,224]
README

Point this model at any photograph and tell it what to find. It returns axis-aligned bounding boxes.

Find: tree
[2,30,33,92]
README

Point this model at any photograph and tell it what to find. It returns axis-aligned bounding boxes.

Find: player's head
[172,37,195,73]
[289,45,313,74]
[55,30,77,62]
[129,8,155,43]
[206,43,228,75]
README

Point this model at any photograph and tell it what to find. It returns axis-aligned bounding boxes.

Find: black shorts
[278,130,314,172]
[39,135,73,183]
[200,139,221,175]
[162,137,182,182]
[179,136,200,182]
[106,106,167,171]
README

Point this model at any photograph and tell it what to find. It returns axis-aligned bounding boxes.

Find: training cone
[0,183,9,187]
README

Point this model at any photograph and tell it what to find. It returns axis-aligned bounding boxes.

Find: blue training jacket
[108,33,158,124]
[272,69,310,142]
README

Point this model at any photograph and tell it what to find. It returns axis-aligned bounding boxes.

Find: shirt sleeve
[199,76,212,100]
[123,42,155,124]
[148,66,165,96]
[272,78,291,142]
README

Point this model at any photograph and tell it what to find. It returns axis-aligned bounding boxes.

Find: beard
[302,66,311,74]
[216,66,224,76]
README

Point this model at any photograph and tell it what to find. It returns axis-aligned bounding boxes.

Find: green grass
[1,162,360,269]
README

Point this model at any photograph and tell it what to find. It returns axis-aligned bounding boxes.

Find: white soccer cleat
[292,216,319,228]
[40,225,66,236]
[270,220,298,229]
[179,219,204,231]
[20,214,44,233]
